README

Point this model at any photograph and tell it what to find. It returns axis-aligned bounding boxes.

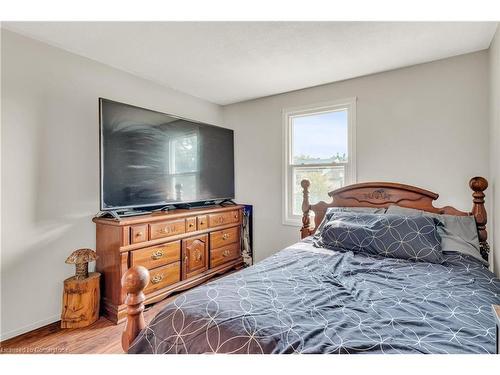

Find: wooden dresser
[93,205,244,323]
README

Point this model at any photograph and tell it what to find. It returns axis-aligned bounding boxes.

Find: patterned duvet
[129,240,500,354]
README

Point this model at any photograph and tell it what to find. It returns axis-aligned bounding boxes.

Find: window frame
[282,97,357,226]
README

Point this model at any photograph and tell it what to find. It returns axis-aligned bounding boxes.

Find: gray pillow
[315,206,386,234]
[385,205,485,264]
[315,212,443,263]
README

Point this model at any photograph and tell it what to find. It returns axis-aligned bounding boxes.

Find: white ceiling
[3,22,498,105]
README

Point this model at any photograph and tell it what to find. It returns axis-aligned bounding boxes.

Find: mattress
[129,239,500,354]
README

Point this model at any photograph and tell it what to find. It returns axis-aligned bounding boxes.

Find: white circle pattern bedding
[129,239,500,354]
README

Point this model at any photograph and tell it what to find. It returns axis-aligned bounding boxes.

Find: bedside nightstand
[493,305,500,354]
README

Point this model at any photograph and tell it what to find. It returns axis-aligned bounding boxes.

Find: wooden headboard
[300,177,489,261]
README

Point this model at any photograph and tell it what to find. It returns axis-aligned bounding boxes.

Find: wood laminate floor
[0,294,178,354]
[0,268,240,354]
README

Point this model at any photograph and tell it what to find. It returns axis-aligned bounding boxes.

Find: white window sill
[282,218,303,227]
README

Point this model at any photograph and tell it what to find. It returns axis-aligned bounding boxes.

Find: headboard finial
[469,177,489,260]
[469,176,488,192]
[300,179,312,239]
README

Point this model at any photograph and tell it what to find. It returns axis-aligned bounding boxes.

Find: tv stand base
[174,199,236,210]
[219,199,237,206]
[95,209,151,220]
[96,199,237,218]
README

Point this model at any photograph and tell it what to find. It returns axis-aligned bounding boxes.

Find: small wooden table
[493,305,500,354]
[61,272,100,328]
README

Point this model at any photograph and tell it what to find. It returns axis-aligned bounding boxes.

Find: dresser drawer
[144,262,180,295]
[208,210,240,228]
[210,243,240,268]
[197,215,208,230]
[149,219,186,240]
[210,226,240,249]
[129,241,180,270]
[130,224,148,244]
[186,217,197,232]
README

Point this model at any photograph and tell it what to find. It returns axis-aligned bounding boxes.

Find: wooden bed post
[300,179,312,239]
[469,176,489,260]
[121,265,150,352]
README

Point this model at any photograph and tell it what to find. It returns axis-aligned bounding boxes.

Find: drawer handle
[222,233,230,240]
[222,249,230,257]
[135,232,143,237]
[234,214,238,219]
[188,222,194,228]
[199,220,204,225]
[151,250,164,260]
[151,274,164,284]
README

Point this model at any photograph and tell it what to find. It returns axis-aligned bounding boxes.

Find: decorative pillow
[386,205,485,264]
[314,212,443,263]
[314,206,386,235]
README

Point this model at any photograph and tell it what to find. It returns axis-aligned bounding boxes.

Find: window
[283,98,356,225]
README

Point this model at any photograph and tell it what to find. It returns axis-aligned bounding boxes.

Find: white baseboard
[0,314,60,342]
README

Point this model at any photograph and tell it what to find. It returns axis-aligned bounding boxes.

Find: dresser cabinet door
[182,234,208,279]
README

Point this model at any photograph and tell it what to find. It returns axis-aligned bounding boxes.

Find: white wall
[489,26,500,277]
[223,51,490,264]
[0,30,223,340]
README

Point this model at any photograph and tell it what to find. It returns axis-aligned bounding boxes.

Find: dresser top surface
[93,204,245,226]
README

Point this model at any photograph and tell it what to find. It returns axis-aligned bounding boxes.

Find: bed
[121,177,500,354]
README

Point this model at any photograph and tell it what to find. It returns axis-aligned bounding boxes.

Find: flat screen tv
[99,98,235,212]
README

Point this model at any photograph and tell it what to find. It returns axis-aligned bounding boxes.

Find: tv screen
[99,99,235,211]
